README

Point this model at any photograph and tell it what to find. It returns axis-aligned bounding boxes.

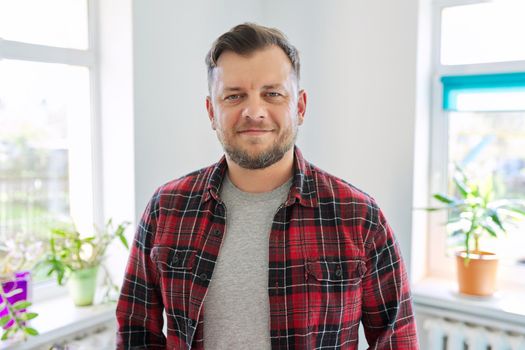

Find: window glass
[454,90,525,112]
[0,60,90,258]
[441,1,525,65]
[0,0,88,49]
[448,111,525,263]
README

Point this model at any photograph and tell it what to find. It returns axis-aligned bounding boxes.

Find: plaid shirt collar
[203,146,318,208]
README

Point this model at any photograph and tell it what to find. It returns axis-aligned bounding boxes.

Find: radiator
[424,318,525,350]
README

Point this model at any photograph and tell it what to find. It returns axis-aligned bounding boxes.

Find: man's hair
[205,23,301,94]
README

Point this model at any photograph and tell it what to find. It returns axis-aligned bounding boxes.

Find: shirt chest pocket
[150,246,196,300]
[306,259,366,285]
[151,246,196,272]
[306,259,366,328]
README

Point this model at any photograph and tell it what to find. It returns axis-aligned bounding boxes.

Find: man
[116,23,418,349]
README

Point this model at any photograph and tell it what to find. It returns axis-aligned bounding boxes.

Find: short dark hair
[205,23,300,93]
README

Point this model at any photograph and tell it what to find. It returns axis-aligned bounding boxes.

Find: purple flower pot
[0,271,31,329]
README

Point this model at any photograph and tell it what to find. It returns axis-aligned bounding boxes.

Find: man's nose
[240,95,267,119]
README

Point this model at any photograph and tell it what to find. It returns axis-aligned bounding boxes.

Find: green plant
[0,238,45,277]
[39,219,130,301]
[0,285,38,341]
[0,238,45,342]
[428,165,525,258]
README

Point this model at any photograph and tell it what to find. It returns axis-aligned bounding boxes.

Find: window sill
[413,277,525,330]
[0,296,115,350]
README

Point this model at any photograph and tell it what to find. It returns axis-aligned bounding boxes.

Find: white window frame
[0,0,103,300]
[428,0,525,287]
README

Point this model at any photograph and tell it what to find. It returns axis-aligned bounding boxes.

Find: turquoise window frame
[441,72,525,111]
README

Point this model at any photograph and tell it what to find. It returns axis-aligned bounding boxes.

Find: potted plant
[0,238,43,341]
[428,165,525,296]
[39,219,130,306]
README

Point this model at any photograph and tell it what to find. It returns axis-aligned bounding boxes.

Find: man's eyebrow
[262,84,285,90]
[221,84,286,93]
[222,87,244,92]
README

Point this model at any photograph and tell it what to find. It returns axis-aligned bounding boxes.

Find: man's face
[206,45,306,169]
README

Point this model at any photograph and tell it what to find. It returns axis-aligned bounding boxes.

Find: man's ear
[206,96,217,130]
[297,89,307,125]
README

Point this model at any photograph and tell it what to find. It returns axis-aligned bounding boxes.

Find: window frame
[428,0,525,287]
[0,0,103,300]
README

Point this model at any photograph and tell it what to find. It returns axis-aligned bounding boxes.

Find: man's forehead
[215,47,291,74]
[212,47,294,92]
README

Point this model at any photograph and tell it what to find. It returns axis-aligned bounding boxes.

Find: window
[428,0,525,285]
[0,0,100,283]
[440,0,525,65]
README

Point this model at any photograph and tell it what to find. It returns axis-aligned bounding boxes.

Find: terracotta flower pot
[455,251,498,296]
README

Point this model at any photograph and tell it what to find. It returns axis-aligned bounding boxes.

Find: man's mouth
[238,129,273,135]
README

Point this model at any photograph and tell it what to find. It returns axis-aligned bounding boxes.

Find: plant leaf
[450,229,465,237]
[118,234,129,250]
[433,193,456,204]
[488,210,505,231]
[20,312,38,321]
[453,175,470,199]
[421,207,444,211]
[56,268,65,285]
[23,327,39,336]
[503,205,525,216]
[51,228,67,237]
[480,223,498,238]
[12,300,31,311]
[447,216,462,224]
[0,315,11,327]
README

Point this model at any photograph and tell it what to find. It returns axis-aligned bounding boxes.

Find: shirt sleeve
[360,201,419,349]
[116,189,167,349]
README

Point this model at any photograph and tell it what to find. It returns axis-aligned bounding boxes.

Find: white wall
[98,0,135,288]
[132,0,264,208]
[131,0,421,270]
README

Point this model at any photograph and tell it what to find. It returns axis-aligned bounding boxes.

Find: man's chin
[225,146,288,170]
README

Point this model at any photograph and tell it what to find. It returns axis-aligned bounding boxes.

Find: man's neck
[225,148,294,193]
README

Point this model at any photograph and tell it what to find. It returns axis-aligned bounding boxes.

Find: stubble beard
[218,123,298,170]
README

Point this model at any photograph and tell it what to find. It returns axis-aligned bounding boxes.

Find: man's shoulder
[308,162,377,209]
[155,163,215,198]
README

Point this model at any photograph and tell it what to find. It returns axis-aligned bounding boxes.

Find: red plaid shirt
[116,147,418,349]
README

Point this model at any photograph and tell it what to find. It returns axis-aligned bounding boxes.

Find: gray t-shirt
[203,173,292,349]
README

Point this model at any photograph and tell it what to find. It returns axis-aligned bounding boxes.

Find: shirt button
[335,268,342,277]
[188,319,193,327]
[213,229,221,236]
[199,273,208,281]
[173,255,179,264]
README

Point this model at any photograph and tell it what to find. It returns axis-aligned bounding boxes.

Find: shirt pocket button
[335,267,342,277]
[199,273,208,281]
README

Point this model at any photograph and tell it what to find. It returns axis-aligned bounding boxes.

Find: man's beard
[218,123,298,170]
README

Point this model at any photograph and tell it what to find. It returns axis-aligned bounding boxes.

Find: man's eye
[266,92,282,97]
[225,95,241,101]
